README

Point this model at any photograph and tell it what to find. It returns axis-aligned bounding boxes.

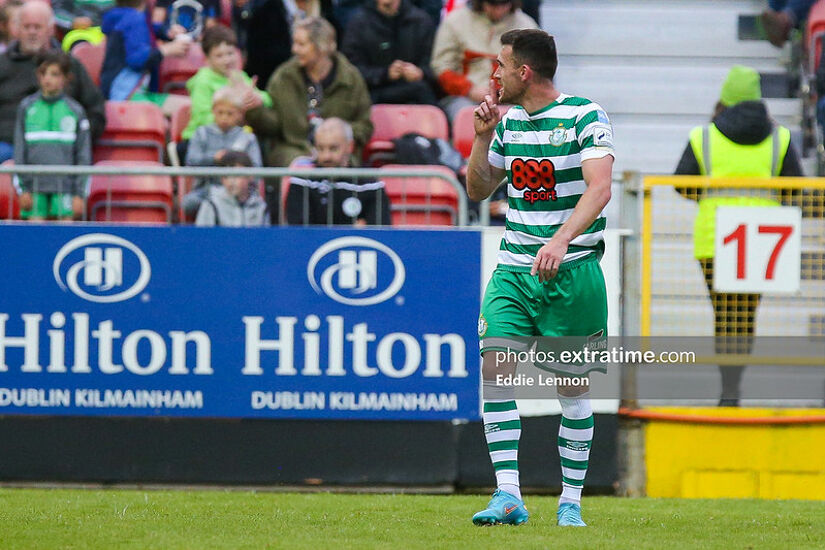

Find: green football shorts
[478,254,608,375]
[21,192,74,219]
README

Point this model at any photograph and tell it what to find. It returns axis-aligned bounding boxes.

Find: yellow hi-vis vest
[688,123,789,259]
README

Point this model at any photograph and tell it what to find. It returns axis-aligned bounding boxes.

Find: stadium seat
[380,164,460,226]
[70,41,105,87]
[94,101,167,163]
[364,104,449,166]
[88,161,173,223]
[452,104,511,159]
[808,0,825,73]
[166,101,193,220]
[158,43,206,94]
[0,160,20,221]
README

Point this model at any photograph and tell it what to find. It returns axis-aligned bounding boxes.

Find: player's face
[37,64,66,98]
[314,127,353,167]
[495,46,524,104]
[212,102,243,132]
[207,42,239,76]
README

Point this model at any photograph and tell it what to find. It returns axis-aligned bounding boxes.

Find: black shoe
[718,397,740,407]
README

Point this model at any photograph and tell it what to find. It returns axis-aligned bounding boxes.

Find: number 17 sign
[714,206,802,293]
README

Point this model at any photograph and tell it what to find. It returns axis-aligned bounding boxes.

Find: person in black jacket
[0,1,105,162]
[341,0,437,105]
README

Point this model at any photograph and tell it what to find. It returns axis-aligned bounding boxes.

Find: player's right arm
[467,92,506,201]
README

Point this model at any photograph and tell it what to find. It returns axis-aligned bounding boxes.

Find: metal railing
[0,165,470,227]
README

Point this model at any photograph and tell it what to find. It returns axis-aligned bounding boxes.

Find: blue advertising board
[0,225,481,420]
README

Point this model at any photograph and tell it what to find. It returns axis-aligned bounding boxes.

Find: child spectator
[182,24,270,141]
[195,150,268,226]
[14,51,91,221]
[100,0,191,115]
[183,85,262,217]
[53,0,114,51]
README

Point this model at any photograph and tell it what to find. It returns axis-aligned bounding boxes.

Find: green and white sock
[482,380,522,500]
[558,394,593,505]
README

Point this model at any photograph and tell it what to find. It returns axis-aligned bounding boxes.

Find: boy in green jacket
[182,24,270,141]
[14,51,90,220]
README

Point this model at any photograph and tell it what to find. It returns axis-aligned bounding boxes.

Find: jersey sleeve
[575,102,615,162]
[487,120,506,169]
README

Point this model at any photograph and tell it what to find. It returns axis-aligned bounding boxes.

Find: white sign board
[714,206,801,293]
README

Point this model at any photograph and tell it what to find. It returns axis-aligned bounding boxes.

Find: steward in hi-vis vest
[673,64,802,406]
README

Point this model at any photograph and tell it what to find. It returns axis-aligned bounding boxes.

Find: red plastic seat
[452,104,512,159]
[70,41,105,87]
[94,101,167,163]
[88,161,173,223]
[169,101,192,144]
[806,0,825,72]
[0,160,20,221]
[364,104,449,166]
[380,164,460,226]
[158,43,206,94]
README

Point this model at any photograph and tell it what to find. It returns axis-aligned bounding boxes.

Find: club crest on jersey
[549,125,567,146]
[478,316,488,337]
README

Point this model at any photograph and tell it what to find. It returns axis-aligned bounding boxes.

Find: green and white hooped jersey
[488,93,615,271]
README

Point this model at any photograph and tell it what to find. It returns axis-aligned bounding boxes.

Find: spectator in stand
[286,117,391,225]
[241,0,336,86]
[431,0,536,121]
[183,24,269,142]
[195,150,269,226]
[761,0,817,47]
[100,0,191,115]
[183,85,263,218]
[341,0,437,105]
[0,0,105,163]
[53,0,114,51]
[674,65,802,406]
[0,0,23,55]
[245,16,372,167]
[14,51,91,221]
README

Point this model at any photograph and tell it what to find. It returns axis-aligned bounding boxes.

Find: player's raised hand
[473,82,501,138]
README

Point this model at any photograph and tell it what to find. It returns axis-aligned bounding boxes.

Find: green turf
[1,489,823,549]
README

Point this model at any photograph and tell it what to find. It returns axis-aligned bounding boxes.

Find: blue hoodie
[100,7,162,99]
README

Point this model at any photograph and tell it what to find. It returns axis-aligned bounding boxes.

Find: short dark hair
[500,29,557,81]
[115,0,144,9]
[218,151,253,168]
[201,24,237,55]
[470,0,520,13]
[36,50,72,77]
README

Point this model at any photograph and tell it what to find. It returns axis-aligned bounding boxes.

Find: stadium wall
[0,225,624,490]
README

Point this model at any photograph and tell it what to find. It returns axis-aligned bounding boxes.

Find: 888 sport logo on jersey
[510,158,557,204]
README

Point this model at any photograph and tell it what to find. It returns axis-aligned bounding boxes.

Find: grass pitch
[1,489,824,549]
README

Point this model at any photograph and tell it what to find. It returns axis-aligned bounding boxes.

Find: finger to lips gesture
[473,80,501,136]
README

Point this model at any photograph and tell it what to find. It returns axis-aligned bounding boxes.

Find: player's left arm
[531,155,613,282]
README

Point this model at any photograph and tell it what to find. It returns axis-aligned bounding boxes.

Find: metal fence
[0,165,470,227]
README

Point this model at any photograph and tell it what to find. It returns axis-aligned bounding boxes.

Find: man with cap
[675,65,802,406]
